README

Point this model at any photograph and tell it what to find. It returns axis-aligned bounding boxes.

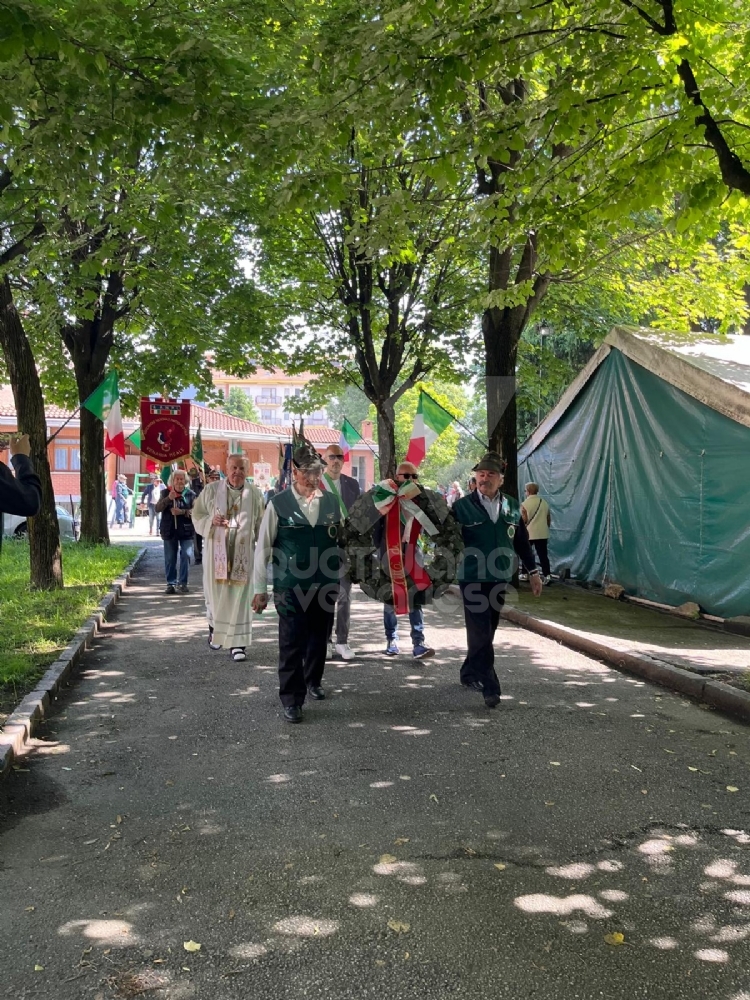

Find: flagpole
[343,415,379,460]
[46,406,81,445]
[419,392,488,452]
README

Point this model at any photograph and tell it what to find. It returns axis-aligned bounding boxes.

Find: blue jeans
[383,606,425,647]
[163,537,193,586]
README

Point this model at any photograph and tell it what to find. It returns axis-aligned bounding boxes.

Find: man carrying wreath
[451,452,542,708]
[252,442,343,724]
[377,462,438,659]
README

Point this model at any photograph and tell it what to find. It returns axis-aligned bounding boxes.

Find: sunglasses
[399,472,419,480]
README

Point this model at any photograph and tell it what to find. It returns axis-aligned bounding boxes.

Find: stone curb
[446,585,750,726]
[0,547,148,779]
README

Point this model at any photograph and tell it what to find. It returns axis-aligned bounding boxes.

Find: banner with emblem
[139,398,191,463]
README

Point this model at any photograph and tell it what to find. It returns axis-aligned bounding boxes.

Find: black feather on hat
[292,440,326,470]
[472,451,506,473]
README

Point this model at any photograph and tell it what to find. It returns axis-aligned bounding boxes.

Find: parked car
[2,505,79,541]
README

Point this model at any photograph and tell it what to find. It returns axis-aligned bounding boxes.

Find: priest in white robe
[192,454,265,662]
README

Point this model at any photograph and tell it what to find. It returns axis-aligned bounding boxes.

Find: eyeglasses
[327,454,343,461]
[399,473,419,480]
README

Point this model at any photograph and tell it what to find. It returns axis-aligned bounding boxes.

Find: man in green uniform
[450,452,542,708]
[252,442,342,723]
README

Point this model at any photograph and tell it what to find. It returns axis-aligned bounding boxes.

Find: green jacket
[270,488,342,591]
[451,490,534,583]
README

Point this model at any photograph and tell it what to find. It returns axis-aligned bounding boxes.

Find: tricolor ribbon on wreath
[372,479,439,615]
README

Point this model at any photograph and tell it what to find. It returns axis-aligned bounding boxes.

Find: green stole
[323,473,348,517]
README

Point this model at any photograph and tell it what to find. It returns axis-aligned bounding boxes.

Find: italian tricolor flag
[339,418,359,462]
[82,371,126,458]
[404,391,454,466]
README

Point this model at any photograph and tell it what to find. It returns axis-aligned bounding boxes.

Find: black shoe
[308,685,326,700]
[165,584,176,594]
[461,679,483,692]
[283,706,303,723]
[484,693,501,709]
[178,584,189,594]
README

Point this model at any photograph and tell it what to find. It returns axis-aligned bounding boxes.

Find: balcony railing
[255,395,280,405]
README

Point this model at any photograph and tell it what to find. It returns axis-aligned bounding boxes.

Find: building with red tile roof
[0,388,377,503]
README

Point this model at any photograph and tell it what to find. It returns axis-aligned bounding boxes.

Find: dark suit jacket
[0,454,42,555]
[338,472,361,512]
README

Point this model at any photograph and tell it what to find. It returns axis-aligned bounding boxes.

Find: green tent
[518,327,750,619]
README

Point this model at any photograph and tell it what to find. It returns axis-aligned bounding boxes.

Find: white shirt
[253,485,322,594]
[478,490,501,523]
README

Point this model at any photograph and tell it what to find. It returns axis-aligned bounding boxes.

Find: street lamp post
[537,325,548,426]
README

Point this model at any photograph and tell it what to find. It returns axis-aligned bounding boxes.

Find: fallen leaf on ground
[494,863,507,871]
[387,920,410,934]
[663,749,676,754]
[394,838,410,845]
[379,854,398,864]
[688,767,698,772]
[727,786,739,793]
[549,761,561,766]
[183,940,201,952]
[34,964,44,971]
[604,932,625,946]
[429,794,439,803]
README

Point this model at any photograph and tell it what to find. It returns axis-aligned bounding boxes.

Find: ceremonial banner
[253,462,272,492]
[140,398,191,463]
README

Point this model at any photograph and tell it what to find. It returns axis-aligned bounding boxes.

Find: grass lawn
[0,540,139,717]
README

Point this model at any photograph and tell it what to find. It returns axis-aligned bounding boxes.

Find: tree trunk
[79,406,109,543]
[63,320,112,544]
[0,276,63,588]
[483,304,523,498]
[375,399,397,480]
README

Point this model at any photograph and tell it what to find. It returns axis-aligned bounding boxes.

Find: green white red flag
[82,371,125,458]
[404,391,453,466]
[339,418,359,461]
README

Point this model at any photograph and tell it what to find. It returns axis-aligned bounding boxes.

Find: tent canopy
[518,327,750,619]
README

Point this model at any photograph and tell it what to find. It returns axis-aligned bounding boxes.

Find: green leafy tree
[0,0,282,551]
[256,115,480,478]
[221,388,260,423]
[310,0,750,491]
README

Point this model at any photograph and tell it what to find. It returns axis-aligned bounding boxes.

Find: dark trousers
[530,538,550,576]
[194,531,203,562]
[459,581,507,697]
[275,586,336,707]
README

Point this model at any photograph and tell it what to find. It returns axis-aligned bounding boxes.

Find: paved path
[1,548,749,1000]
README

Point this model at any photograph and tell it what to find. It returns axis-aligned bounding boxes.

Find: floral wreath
[342,482,465,608]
